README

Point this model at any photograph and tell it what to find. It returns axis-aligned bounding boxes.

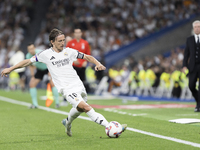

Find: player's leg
[77,91,127,131]
[62,91,126,136]
[18,71,26,91]
[61,107,82,136]
[67,107,83,124]
[49,76,59,108]
[62,91,88,126]
[61,92,84,136]
[77,101,109,127]
[65,91,109,127]
[29,77,41,108]
[52,86,59,108]
[29,69,47,108]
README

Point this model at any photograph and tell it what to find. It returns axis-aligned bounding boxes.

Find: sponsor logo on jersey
[52,58,70,67]
[50,56,55,60]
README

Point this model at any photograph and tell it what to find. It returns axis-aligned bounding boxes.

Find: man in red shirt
[66,28,91,87]
[66,28,91,92]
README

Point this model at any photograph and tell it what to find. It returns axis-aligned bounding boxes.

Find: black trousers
[73,66,86,82]
[73,66,90,93]
[188,64,200,107]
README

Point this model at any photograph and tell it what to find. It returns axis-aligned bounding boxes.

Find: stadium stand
[35,0,200,53]
[0,0,200,100]
[0,0,35,89]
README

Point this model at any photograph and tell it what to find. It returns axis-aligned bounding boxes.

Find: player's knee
[29,78,40,88]
[80,104,92,113]
[84,104,92,112]
[77,107,84,112]
[77,101,92,112]
[29,81,35,88]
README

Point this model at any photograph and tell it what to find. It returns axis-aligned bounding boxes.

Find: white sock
[86,108,109,127]
[67,108,82,124]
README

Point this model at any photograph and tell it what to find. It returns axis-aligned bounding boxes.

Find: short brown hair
[49,28,64,47]
[27,42,34,47]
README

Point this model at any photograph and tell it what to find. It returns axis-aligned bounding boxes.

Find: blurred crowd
[0,0,35,70]
[93,47,191,99]
[0,0,199,99]
[0,0,36,90]
[0,0,199,69]
[35,0,200,56]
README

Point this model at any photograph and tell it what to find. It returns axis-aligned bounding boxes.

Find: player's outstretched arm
[83,54,106,71]
[1,59,32,77]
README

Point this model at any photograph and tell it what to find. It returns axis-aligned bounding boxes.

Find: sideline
[0,96,200,148]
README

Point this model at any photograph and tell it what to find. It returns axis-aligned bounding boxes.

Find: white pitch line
[0,96,91,121]
[104,108,147,116]
[0,96,200,148]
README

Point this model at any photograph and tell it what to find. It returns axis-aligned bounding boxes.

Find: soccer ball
[105,121,123,138]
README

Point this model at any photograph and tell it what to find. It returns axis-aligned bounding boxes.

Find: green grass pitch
[0,89,200,150]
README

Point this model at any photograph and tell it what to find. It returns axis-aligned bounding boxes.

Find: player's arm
[81,42,91,67]
[29,65,36,77]
[82,53,106,71]
[1,59,32,77]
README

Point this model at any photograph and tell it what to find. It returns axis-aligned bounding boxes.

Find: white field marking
[40,96,64,101]
[40,95,117,101]
[127,127,200,148]
[176,114,199,116]
[0,96,200,148]
[0,96,91,121]
[104,108,147,116]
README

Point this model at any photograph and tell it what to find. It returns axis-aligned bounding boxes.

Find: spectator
[35,0,200,55]
[9,50,26,91]
[66,28,91,92]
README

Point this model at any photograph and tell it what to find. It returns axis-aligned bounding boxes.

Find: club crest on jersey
[64,52,68,56]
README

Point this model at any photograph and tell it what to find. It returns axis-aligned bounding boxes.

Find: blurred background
[0,0,200,100]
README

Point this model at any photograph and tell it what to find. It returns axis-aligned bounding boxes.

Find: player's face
[53,34,65,52]
[27,44,35,55]
[74,29,82,39]
[193,23,200,35]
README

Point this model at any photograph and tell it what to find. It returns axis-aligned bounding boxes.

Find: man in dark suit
[182,20,200,112]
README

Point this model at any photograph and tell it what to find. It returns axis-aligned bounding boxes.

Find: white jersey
[30,47,85,94]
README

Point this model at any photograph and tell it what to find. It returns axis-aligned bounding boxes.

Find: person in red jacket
[66,28,91,91]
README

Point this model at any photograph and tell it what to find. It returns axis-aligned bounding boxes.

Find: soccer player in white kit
[1,28,127,137]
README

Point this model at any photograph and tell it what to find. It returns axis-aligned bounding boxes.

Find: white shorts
[63,89,87,108]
